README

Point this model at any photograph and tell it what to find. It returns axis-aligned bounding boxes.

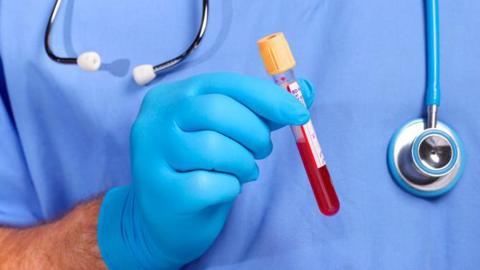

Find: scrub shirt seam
[0,59,45,223]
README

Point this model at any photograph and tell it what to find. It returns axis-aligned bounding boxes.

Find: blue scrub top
[1,0,480,269]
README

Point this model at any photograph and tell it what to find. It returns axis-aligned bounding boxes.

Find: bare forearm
[0,198,107,270]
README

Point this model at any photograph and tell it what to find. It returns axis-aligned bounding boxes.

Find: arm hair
[0,198,107,270]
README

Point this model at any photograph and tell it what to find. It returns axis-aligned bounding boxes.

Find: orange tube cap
[257,32,296,75]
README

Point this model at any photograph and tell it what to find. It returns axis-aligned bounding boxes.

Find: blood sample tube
[257,33,340,216]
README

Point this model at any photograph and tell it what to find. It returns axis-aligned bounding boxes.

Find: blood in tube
[284,81,340,216]
[257,32,340,216]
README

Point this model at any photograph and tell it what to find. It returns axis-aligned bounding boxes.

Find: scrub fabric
[1,0,479,269]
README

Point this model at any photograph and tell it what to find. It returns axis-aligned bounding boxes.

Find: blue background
[1,0,479,269]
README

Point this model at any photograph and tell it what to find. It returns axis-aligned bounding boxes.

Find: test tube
[257,33,340,216]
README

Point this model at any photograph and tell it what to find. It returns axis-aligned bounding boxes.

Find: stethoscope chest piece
[388,119,464,197]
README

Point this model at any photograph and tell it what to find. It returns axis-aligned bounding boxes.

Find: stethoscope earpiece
[44,0,209,85]
[77,51,102,72]
[133,65,156,86]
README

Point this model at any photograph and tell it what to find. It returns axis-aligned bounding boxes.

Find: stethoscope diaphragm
[388,119,464,197]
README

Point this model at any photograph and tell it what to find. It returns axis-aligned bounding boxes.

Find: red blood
[296,140,340,216]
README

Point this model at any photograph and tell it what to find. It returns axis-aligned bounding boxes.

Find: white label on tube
[287,82,326,168]
[302,120,326,168]
[286,82,306,106]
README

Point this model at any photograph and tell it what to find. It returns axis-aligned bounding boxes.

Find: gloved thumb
[297,79,316,109]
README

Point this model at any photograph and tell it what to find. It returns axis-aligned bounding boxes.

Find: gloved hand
[98,73,315,269]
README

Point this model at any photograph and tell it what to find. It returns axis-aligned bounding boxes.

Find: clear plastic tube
[273,70,340,216]
[257,32,340,215]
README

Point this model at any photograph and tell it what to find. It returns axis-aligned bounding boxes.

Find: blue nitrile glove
[97,73,315,270]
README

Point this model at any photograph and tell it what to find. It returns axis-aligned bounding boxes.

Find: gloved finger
[297,79,316,109]
[191,73,310,126]
[165,129,260,184]
[176,94,273,159]
[267,79,316,131]
[172,170,241,211]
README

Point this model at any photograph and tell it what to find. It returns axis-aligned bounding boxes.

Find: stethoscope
[44,0,209,86]
[44,0,464,197]
[387,0,464,197]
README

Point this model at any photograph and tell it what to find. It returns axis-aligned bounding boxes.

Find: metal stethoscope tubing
[387,0,464,197]
[44,0,209,85]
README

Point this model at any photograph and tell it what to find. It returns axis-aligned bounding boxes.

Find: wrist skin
[0,199,107,269]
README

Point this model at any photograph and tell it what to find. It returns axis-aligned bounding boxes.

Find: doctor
[1,1,479,269]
